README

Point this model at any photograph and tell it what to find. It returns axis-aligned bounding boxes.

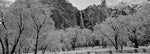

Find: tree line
[0,0,150,54]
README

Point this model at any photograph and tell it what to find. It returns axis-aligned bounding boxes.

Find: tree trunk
[5,35,9,54]
[115,36,118,50]
[121,45,123,50]
[134,38,139,48]
[42,45,48,54]
[18,42,22,54]
[86,40,88,49]
[0,38,5,54]
[118,41,123,50]
[72,42,75,50]
[42,49,46,54]
[101,38,105,48]
[24,47,30,54]
[18,48,21,54]
[15,51,17,54]
[35,30,40,54]
[72,37,77,50]
[11,31,22,54]
[26,48,30,53]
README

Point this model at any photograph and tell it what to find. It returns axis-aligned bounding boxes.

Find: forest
[0,0,150,54]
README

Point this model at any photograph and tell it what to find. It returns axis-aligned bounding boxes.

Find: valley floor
[26,46,150,54]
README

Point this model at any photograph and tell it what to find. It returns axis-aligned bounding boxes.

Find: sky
[68,0,123,10]
[68,0,147,10]
[68,0,101,10]
[7,0,147,10]
[6,0,15,2]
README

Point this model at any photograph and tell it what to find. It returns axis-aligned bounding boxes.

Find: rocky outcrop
[78,0,108,29]
[42,0,108,29]
[42,0,79,29]
[48,0,108,29]
[108,5,137,18]
[42,0,137,29]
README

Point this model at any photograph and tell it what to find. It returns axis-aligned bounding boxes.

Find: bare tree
[0,11,7,54]
[94,17,127,50]
[29,7,50,54]
[125,25,140,48]
[0,7,26,54]
[10,12,25,54]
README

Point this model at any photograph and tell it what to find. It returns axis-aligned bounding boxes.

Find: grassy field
[26,46,150,54]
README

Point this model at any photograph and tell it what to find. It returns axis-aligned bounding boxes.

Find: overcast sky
[68,0,124,10]
[68,0,147,10]
[68,0,101,10]
[7,0,15,2]
[7,0,147,10]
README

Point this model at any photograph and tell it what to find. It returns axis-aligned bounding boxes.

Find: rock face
[49,0,108,29]
[108,6,136,18]
[42,0,137,29]
[78,0,108,29]
[42,0,79,29]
